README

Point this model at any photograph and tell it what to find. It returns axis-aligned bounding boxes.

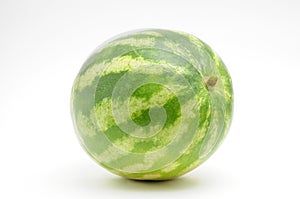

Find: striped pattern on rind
[71,29,233,180]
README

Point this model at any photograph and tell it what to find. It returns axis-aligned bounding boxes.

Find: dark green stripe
[95,71,128,103]
[131,83,163,101]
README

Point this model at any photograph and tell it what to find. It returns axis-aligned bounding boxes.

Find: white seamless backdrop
[0,0,299,198]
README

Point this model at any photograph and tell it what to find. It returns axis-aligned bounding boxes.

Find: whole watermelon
[71,29,233,180]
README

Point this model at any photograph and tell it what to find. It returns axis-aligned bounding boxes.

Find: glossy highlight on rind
[71,29,233,180]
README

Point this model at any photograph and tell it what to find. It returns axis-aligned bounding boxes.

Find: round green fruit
[70,29,233,180]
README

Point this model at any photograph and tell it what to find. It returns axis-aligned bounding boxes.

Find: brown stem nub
[206,76,218,87]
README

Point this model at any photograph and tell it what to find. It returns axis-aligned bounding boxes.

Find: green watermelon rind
[70,29,233,180]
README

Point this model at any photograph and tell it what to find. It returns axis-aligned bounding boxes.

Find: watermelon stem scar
[205,76,218,90]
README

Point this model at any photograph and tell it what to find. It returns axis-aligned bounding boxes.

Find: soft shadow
[103,176,201,192]
[45,163,226,193]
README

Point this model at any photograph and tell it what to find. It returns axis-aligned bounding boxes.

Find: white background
[0,0,300,198]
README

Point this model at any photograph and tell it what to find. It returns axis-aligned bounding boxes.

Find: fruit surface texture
[71,29,233,180]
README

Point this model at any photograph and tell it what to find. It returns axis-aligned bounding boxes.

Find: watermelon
[70,29,233,180]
